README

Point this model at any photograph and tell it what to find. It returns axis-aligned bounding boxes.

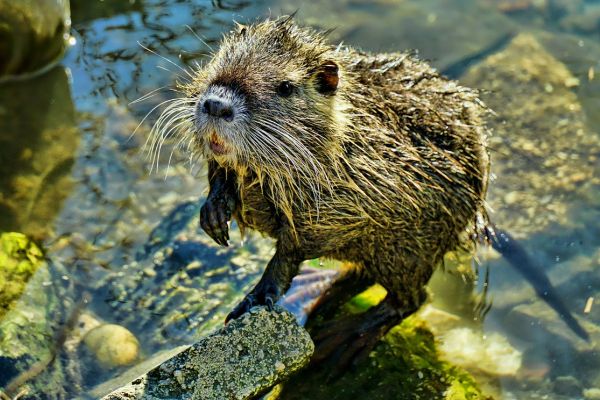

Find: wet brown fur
[154,16,490,330]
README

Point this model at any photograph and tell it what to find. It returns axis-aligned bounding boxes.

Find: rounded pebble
[83,324,140,368]
[584,388,600,400]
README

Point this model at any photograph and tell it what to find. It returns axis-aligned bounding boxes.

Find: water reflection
[0,66,77,240]
[67,0,265,113]
[0,0,70,78]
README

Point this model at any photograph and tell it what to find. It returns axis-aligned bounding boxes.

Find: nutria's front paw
[225,278,281,323]
[200,192,236,246]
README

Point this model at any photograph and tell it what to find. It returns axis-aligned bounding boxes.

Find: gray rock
[89,346,190,399]
[100,306,313,400]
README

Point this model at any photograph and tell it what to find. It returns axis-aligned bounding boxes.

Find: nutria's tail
[484,224,589,341]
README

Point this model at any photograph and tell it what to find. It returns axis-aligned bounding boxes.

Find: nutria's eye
[277,81,294,97]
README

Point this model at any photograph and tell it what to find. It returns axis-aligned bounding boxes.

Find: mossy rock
[0,232,44,318]
[278,286,490,400]
[0,232,74,398]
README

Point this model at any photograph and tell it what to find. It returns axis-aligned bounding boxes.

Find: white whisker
[130,85,169,105]
[185,24,215,53]
[138,41,195,81]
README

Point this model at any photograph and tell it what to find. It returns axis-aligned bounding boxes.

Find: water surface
[1,0,599,398]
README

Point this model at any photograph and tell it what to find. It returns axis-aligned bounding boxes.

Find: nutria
[149,15,587,367]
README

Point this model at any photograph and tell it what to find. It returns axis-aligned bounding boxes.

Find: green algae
[279,319,488,400]
[0,233,72,398]
[344,284,387,314]
[279,285,489,400]
[0,232,44,318]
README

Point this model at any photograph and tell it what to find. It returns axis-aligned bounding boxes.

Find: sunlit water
[1,0,599,398]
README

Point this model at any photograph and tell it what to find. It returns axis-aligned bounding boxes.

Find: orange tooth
[211,131,223,145]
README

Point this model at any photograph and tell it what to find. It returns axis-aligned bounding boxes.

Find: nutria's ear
[234,21,247,36]
[315,61,339,95]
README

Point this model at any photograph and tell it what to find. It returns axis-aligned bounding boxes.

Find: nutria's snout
[200,97,234,122]
[194,84,248,158]
[195,85,243,126]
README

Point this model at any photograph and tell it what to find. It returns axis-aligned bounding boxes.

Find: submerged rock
[553,375,583,397]
[437,327,522,376]
[584,387,600,400]
[100,307,313,400]
[462,32,600,240]
[0,235,78,398]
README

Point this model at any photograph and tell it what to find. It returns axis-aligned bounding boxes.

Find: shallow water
[1,0,599,399]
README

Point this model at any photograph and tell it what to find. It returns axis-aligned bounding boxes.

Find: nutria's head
[187,16,345,169]
[149,16,349,217]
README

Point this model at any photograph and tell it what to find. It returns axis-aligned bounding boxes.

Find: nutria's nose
[201,98,234,121]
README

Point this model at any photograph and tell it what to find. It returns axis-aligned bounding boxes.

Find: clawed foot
[200,191,236,246]
[226,277,282,323]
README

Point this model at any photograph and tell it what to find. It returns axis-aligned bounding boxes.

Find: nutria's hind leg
[306,267,374,325]
[310,290,425,378]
